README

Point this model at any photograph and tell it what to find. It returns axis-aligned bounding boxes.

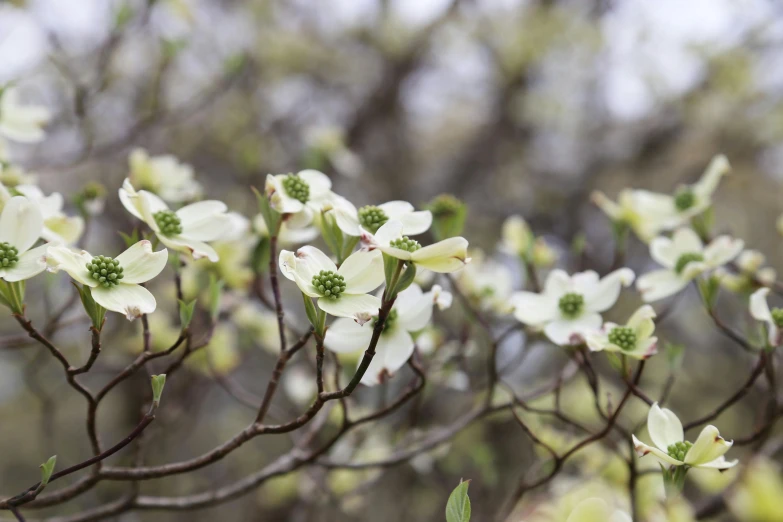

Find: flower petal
[396,284,434,331]
[685,425,733,467]
[0,196,43,254]
[704,236,744,268]
[115,240,168,284]
[42,215,84,245]
[543,269,571,296]
[693,154,730,199]
[650,236,679,268]
[324,318,373,353]
[338,249,384,294]
[511,291,557,326]
[372,220,403,246]
[398,210,432,236]
[624,336,658,359]
[176,202,232,241]
[671,228,704,255]
[3,243,48,282]
[91,283,156,320]
[318,293,381,321]
[381,327,415,375]
[583,268,635,312]
[411,237,470,273]
[119,179,144,220]
[158,235,219,262]
[297,169,332,196]
[378,200,414,218]
[628,305,656,339]
[632,434,683,466]
[566,498,611,522]
[648,403,684,451]
[696,455,738,470]
[45,245,96,287]
[637,269,688,302]
[750,288,772,322]
[544,313,602,346]
[278,250,318,296]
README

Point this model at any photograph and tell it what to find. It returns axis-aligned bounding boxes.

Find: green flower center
[674,188,696,212]
[312,270,346,300]
[771,308,783,328]
[373,308,398,334]
[608,326,637,351]
[153,210,183,236]
[358,205,388,233]
[674,252,704,275]
[558,292,584,319]
[282,174,309,204]
[427,194,463,217]
[666,440,693,461]
[86,255,124,288]
[0,242,19,268]
[389,236,421,253]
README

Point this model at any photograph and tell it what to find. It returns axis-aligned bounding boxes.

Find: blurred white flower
[0,196,48,282]
[586,305,658,360]
[265,170,334,228]
[120,179,234,262]
[128,148,202,203]
[454,249,514,313]
[361,220,470,273]
[279,246,383,323]
[47,240,167,320]
[632,403,737,470]
[750,288,783,347]
[636,228,743,302]
[511,268,635,346]
[333,197,431,237]
[0,87,50,144]
[324,283,444,385]
[13,184,84,245]
[253,213,319,245]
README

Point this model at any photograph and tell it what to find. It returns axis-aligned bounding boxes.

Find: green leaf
[73,283,105,330]
[427,194,467,241]
[252,186,280,236]
[302,293,319,333]
[445,479,471,522]
[251,237,271,274]
[383,253,398,290]
[40,455,57,486]
[118,229,140,249]
[151,374,166,405]
[178,299,196,330]
[395,263,417,293]
[114,3,134,29]
[319,211,343,261]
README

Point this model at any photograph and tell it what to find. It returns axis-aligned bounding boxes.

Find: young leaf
[151,374,166,405]
[445,479,471,522]
[118,229,140,249]
[40,455,57,486]
[178,299,196,330]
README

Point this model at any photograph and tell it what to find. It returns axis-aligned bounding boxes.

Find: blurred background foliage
[1,0,782,521]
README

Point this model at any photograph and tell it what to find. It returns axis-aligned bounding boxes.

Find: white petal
[750,288,772,322]
[42,215,84,245]
[378,200,414,218]
[333,197,361,236]
[278,250,318,296]
[632,434,683,466]
[91,283,157,320]
[543,269,572,297]
[158,235,219,262]
[693,154,730,199]
[176,200,227,222]
[373,220,403,246]
[0,196,43,253]
[544,313,602,346]
[704,236,744,268]
[511,291,557,326]
[648,403,684,451]
[378,245,413,261]
[176,202,231,241]
[324,318,373,353]
[411,237,470,273]
[397,210,432,236]
[360,342,390,387]
[637,269,688,302]
[627,305,656,331]
[138,190,170,232]
[650,236,679,268]
[671,228,704,254]
[267,175,305,214]
[286,205,314,228]
[381,327,415,375]
[338,249,384,294]
[115,240,168,284]
[45,245,96,287]
[297,169,332,195]
[611,511,632,522]
[3,243,48,282]
[318,293,381,321]
[685,425,733,467]
[696,455,738,470]
[296,245,337,274]
[566,498,610,522]
[118,179,144,220]
[586,330,611,352]
[396,284,434,331]
[624,337,658,360]
[583,268,635,312]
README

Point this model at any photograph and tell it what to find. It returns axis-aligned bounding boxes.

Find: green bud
[40,455,57,486]
[151,374,166,405]
[426,194,466,241]
[558,292,584,319]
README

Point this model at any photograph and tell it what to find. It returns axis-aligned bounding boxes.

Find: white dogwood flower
[324,283,449,385]
[264,170,334,228]
[0,86,50,143]
[511,268,635,346]
[279,246,383,323]
[0,196,48,282]
[586,305,658,360]
[632,403,737,470]
[566,498,631,522]
[13,184,84,244]
[360,220,470,273]
[119,179,233,262]
[333,197,432,236]
[46,240,168,320]
[636,228,743,302]
[591,189,665,243]
[454,249,514,313]
[750,288,783,347]
[127,148,202,203]
[253,213,319,245]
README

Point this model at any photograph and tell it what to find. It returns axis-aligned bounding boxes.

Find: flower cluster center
[153,210,183,236]
[428,194,462,217]
[373,308,398,334]
[608,326,637,351]
[666,440,693,461]
[312,270,345,300]
[389,236,421,253]
[0,242,19,268]
[558,292,584,318]
[771,308,783,328]
[87,255,124,288]
[674,252,704,274]
[282,175,310,204]
[674,188,696,211]
[358,205,388,233]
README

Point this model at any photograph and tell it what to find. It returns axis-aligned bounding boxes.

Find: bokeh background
[1,0,782,521]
